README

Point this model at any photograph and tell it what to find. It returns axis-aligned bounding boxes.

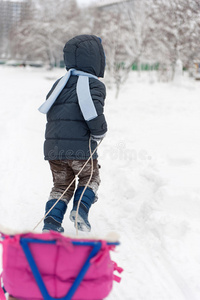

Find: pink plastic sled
[0,231,123,300]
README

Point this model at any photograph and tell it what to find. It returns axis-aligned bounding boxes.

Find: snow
[0,66,200,299]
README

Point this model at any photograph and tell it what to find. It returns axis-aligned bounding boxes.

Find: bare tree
[9,0,81,66]
[85,6,124,96]
[89,0,156,97]
[151,0,200,80]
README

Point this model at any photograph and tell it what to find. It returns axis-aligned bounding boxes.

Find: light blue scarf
[38,69,98,121]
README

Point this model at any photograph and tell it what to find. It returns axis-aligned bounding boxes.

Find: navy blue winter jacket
[44,35,107,160]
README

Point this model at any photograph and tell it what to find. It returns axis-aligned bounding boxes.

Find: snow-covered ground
[0,66,200,300]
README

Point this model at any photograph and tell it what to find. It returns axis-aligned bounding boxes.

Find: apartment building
[0,0,29,57]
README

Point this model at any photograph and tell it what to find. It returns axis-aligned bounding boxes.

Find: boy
[41,35,107,233]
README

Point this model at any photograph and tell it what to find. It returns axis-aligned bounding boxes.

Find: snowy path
[0,67,200,299]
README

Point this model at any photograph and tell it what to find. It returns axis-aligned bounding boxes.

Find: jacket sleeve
[86,78,107,137]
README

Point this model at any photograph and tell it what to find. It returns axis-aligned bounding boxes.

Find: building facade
[0,0,29,58]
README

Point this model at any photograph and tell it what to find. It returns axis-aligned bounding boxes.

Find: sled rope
[33,138,102,233]
[75,136,94,236]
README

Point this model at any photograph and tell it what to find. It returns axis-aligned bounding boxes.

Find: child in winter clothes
[41,35,107,233]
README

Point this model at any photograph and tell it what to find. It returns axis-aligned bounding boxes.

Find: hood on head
[63,34,106,78]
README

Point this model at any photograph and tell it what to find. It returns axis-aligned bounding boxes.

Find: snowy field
[0,66,200,300]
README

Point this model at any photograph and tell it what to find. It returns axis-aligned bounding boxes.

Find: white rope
[33,138,102,232]
[75,137,94,236]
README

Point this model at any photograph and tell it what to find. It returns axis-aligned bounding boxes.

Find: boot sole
[70,211,91,232]
[42,222,64,233]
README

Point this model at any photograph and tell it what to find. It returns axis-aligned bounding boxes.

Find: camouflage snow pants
[48,159,100,203]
